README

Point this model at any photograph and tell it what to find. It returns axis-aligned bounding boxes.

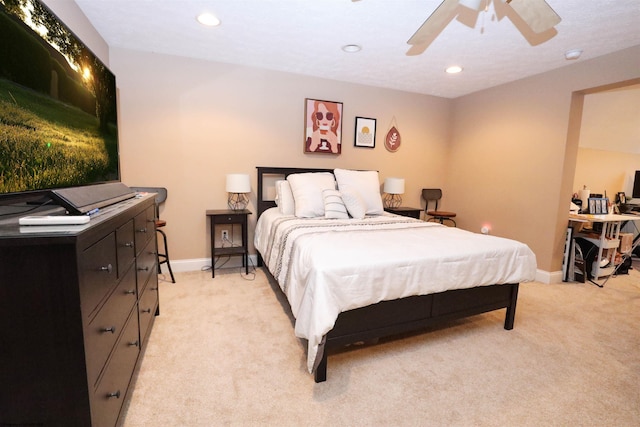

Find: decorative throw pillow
[287,172,336,218]
[275,180,295,215]
[334,168,384,215]
[340,189,367,219]
[322,189,349,219]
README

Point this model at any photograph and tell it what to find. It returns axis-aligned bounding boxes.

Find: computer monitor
[633,170,640,199]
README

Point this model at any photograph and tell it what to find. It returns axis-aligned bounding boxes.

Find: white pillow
[322,189,349,219]
[287,172,336,218]
[275,180,295,215]
[334,168,384,215]
[340,189,366,219]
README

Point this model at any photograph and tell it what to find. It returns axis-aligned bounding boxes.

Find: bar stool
[131,186,175,283]
[422,188,457,226]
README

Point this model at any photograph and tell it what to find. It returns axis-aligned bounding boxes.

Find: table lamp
[383,177,404,208]
[226,173,250,210]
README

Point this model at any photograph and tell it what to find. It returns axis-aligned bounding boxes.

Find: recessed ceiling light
[564,49,583,60]
[445,65,463,74]
[342,44,362,53]
[197,12,220,27]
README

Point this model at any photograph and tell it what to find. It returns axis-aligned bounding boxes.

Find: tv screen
[0,0,119,204]
[633,170,640,199]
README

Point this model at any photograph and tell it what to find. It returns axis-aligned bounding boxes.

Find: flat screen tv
[0,0,123,212]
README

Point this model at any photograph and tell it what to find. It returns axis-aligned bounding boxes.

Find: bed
[255,166,537,382]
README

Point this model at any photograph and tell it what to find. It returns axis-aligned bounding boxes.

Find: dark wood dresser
[0,194,159,427]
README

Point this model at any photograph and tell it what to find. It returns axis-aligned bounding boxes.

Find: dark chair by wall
[131,186,176,283]
[421,188,456,227]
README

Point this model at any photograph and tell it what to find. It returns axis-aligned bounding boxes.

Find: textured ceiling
[74,0,640,99]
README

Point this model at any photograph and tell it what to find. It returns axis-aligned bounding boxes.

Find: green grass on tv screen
[0,78,118,194]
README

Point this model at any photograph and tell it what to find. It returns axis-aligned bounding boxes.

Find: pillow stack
[274,169,384,219]
[334,168,384,219]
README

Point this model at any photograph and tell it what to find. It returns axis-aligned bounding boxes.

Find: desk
[569,213,640,286]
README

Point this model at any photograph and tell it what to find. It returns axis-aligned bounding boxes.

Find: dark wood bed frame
[256,166,519,383]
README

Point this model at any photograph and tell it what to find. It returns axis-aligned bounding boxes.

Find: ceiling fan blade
[506,0,561,33]
[407,0,460,45]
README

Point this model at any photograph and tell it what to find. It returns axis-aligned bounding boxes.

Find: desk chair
[131,186,175,283]
[422,188,457,226]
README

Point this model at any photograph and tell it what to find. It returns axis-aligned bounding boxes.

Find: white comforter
[254,208,537,373]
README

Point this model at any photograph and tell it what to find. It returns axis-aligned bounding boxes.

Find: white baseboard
[159,255,259,274]
[536,269,563,284]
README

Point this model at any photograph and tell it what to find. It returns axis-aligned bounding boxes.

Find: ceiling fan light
[459,0,484,11]
[446,65,463,74]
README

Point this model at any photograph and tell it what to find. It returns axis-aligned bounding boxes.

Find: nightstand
[384,206,422,219]
[206,209,251,278]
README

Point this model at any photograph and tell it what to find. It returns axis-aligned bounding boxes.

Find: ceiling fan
[408,0,560,45]
[353,0,561,54]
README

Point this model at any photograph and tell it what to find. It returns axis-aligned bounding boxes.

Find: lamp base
[228,193,249,210]
[383,194,402,208]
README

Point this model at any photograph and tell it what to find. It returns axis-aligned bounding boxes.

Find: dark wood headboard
[256,167,333,217]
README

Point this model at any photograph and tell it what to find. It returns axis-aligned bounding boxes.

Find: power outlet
[221,229,229,241]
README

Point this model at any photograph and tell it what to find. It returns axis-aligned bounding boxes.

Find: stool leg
[156,228,175,283]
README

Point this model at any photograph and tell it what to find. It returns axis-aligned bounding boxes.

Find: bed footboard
[314,283,520,383]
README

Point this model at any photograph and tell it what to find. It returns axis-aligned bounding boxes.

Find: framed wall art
[354,117,376,148]
[588,197,609,214]
[304,98,343,154]
[384,117,401,152]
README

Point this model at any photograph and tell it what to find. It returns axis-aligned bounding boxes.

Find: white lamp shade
[226,174,251,193]
[384,177,405,194]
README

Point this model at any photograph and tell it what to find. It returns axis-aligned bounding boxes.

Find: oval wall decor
[384,126,401,152]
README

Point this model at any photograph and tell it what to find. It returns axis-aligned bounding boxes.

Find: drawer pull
[102,326,116,334]
[124,241,134,247]
[138,266,150,272]
[125,289,136,295]
[128,340,140,347]
[99,264,113,273]
[141,308,152,314]
[107,390,121,399]
[136,227,147,233]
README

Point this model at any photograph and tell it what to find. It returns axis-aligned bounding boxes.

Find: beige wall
[39,1,640,278]
[110,49,452,261]
[573,148,640,198]
[448,46,640,275]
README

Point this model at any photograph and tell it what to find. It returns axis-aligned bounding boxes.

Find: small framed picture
[354,117,376,148]
[588,197,608,214]
[600,198,608,214]
[304,98,343,154]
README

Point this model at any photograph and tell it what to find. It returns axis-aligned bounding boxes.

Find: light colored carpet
[122,261,640,426]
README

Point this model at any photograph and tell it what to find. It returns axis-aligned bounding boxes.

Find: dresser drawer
[91,310,140,427]
[134,206,155,255]
[116,219,135,279]
[136,237,157,295]
[85,266,137,387]
[80,233,118,317]
[138,280,159,346]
